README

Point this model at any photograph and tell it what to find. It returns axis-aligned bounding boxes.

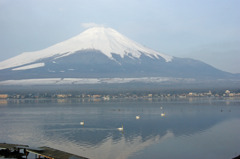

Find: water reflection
[0,98,240,159]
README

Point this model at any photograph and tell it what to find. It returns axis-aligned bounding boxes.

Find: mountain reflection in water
[0,98,240,159]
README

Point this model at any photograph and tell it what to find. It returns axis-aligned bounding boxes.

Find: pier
[0,143,29,158]
[0,143,88,159]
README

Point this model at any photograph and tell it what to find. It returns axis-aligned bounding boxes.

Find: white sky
[0,0,239,73]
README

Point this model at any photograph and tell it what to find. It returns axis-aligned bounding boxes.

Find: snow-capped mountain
[0,27,237,84]
[0,27,172,71]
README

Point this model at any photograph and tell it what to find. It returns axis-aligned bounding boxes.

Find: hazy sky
[0,0,239,73]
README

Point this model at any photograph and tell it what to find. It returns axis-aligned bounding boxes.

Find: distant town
[0,89,239,101]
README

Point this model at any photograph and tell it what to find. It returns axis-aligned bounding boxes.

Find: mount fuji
[0,27,237,85]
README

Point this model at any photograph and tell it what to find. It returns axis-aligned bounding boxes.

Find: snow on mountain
[11,63,45,71]
[0,27,172,70]
[0,77,194,85]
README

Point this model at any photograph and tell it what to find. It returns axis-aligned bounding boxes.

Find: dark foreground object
[233,155,240,159]
[0,143,88,159]
[28,146,88,159]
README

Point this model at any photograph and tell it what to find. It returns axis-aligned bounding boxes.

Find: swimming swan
[80,121,84,125]
[118,125,123,131]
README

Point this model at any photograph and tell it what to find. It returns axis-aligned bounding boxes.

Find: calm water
[0,98,240,159]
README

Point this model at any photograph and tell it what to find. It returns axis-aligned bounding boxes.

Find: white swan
[80,121,84,125]
[136,115,140,119]
[117,125,123,131]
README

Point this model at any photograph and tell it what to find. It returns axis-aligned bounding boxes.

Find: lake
[0,97,240,159]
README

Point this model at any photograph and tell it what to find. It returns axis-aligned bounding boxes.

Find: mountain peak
[71,26,172,61]
[0,27,172,70]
